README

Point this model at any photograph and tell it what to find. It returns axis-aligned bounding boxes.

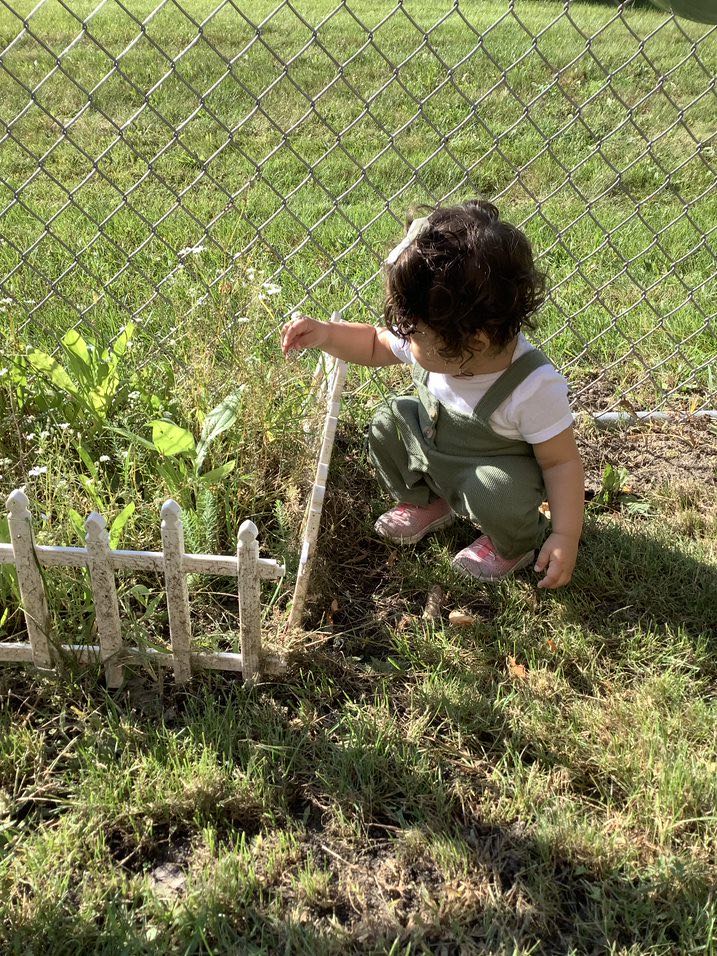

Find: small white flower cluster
[258,278,282,302]
[28,465,47,477]
[178,244,206,257]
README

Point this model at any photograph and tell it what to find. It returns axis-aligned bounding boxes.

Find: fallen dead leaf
[507,656,528,680]
[546,638,558,653]
[448,610,475,627]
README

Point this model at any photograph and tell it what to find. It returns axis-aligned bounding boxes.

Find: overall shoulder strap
[411,363,429,387]
[473,349,552,421]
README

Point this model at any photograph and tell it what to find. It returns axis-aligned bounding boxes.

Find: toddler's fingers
[282,316,309,347]
[534,547,549,573]
[537,557,563,589]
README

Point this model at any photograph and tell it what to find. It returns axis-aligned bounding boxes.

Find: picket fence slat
[161,500,193,684]
[1,492,287,684]
[6,490,54,669]
[237,520,261,683]
[85,513,125,688]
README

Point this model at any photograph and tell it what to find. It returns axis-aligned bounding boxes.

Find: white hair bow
[384,216,431,266]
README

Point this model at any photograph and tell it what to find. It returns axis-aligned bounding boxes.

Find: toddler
[281,199,584,588]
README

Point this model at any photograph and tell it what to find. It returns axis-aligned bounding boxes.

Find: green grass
[0,2,717,952]
[0,473,715,954]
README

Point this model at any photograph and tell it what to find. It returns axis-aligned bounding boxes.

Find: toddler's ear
[469,331,491,353]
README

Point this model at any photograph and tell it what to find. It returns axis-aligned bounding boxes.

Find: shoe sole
[374,512,455,545]
[452,549,534,582]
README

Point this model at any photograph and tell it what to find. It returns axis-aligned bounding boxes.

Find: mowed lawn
[0,1,716,953]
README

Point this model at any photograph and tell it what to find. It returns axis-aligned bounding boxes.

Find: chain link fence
[1,0,715,423]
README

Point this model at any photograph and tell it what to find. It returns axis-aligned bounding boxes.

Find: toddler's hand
[534,532,579,589]
[280,313,330,356]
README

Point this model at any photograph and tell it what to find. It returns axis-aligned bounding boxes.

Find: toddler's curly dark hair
[384,199,547,360]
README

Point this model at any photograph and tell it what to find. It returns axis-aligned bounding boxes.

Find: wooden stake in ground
[288,312,348,630]
[423,584,446,620]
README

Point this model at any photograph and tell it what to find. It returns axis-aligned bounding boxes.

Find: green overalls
[368,349,551,559]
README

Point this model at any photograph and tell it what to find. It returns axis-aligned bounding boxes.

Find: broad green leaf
[27,349,77,396]
[196,388,245,468]
[198,459,236,486]
[109,502,135,549]
[111,323,135,359]
[108,425,156,452]
[150,420,196,458]
[88,365,119,417]
[62,329,91,367]
[61,330,94,389]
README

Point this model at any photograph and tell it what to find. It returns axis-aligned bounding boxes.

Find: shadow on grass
[2,670,712,954]
[2,618,714,955]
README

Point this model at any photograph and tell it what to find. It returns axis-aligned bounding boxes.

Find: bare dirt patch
[577,415,717,494]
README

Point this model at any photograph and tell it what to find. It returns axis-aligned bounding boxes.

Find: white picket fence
[0,490,287,687]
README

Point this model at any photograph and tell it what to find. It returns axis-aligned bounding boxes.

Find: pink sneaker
[374,499,454,545]
[452,534,534,581]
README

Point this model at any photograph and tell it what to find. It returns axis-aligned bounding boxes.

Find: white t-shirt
[386,332,573,445]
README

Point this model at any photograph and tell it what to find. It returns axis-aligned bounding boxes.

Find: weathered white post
[5,489,53,670]
[289,350,347,629]
[85,512,125,688]
[237,520,261,682]
[161,500,192,684]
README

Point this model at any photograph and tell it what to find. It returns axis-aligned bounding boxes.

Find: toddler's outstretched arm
[281,314,400,368]
[532,427,585,589]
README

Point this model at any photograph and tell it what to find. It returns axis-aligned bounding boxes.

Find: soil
[576,414,717,494]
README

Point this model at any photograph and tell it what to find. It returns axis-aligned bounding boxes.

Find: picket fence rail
[0,490,286,687]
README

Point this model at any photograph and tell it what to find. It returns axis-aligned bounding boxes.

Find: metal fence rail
[0,0,715,417]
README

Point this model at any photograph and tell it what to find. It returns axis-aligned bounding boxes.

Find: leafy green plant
[112,388,247,549]
[15,324,136,428]
[592,463,632,510]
